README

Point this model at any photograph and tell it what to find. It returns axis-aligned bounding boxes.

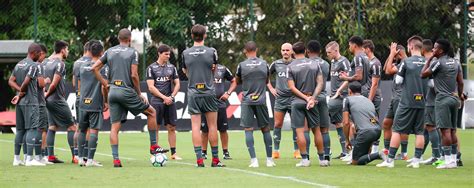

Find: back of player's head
[407,35,423,44]
[411,39,423,51]
[118,28,132,41]
[348,81,362,93]
[191,24,206,42]
[396,45,406,52]
[349,36,363,47]
[157,44,171,54]
[435,39,454,57]
[306,40,321,54]
[89,40,103,57]
[244,41,257,52]
[325,41,339,51]
[292,41,305,54]
[362,39,375,52]
[83,41,91,53]
[422,39,433,52]
[39,44,47,53]
[28,43,41,54]
[54,40,69,54]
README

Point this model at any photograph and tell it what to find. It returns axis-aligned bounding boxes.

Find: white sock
[267,157,273,161]
[251,158,258,163]
[34,155,41,161]
[26,155,33,162]
[14,155,20,161]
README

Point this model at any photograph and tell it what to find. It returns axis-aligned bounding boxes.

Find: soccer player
[236,41,274,168]
[377,36,427,168]
[267,43,300,159]
[9,43,44,166]
[325,41,351,159]
[421,39,464,169]
[343,82,384,165]
[91,29,168,168]
[307,40,330,166]
[200,62,237,160]
[181,24,224,167]
[146,44,182,160]
[419,39,442,165]
[72,41,91,164]
[287,42,324,167]
[382,43,407,156]
[36,44,52,165]
[44,40,77,164]
[77,40,107,167]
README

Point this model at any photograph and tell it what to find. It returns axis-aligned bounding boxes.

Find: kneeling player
[77,40,107,167]
[343,82,384,165]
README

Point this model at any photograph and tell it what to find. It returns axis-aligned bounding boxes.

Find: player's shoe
[332,153,347,159]
[407,156,422,163]
[266,158,276,167]
[319,160,329,167]
[25,159,46,167]
[395,153,408,160]
[420,157,433,164]
[72,156,80,164]
[382,148,389,156]
[457,159,463,167]
[293,150,302,159]
[113,159,122,168]
[223,152,232,160]
[171,153,182,160]
[406,158,420,168]
[150,145,169,155]
[341,153,352,162]
[296,159,311,167]
[196,158,205,167]
[272,151,280,159]
[432,159,445,166]
[13,159,25,166]
[38,157,53,165]
[202,153,208,160]
[211,158,226,167]
[48,156,64,163]
[376,160,394,168]
[78,158,86,167]
[86,159,103,167]
[249,158,259,168]
[436,161,457,169]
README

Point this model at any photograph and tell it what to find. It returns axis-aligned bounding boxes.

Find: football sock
[401,140,408,154]
[357,153,380,165]
[111,144,119,160]
[322,132,331,158]
[88,133,98,160]
[414,147,423,159]
[46,129,56,156]
[383,139,390,150]
[451,144,458,156]
[149,130,157,146]
[428,129,441,158]
[77,130,86,158]
[194,146,202,160]
[245,130,256,158]
[67,130,75,156]
[211,146,218,158]
[304,131,310,155]
[171,147,176,155]
[263,130,272,158]
[14,129,26,155]
[273,127,281,151]
[292,128,298,150]
[318,152,324,161]
[34,129,42,157]
[388,147,398,160]
[422,129,430,155]
[26,129,35,156]
[337,127,347,154]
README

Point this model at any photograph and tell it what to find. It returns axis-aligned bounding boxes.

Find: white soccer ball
[150,153,168,167]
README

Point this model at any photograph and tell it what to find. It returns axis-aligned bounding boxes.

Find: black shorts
[352,128,381,161]
[392,107,424,135]
[151,103,178,126]
[201,108,228,133]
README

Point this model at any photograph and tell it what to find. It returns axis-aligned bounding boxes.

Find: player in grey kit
[421,39,464,169]
[343,82,384,165]
[91,29,167,167]
[325,41,351,159]
[377,37,427,168]
[307,40,330,166]
[9,43,44,166]
[236,41,275,168]
[146,44,182,160]
[77,40,107,167]
[267,43,300,159]
[181,24,224,167]
[44,40,77,164]
[36,44,52,164]
[287,42,324,167]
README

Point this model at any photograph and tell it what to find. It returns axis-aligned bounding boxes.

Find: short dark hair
[435,39,454,57]
[28,43,41,54]
[89,40,103,57]
[349,81,362,93]
[349,36,363,46]
[362,39,375,52]
[422,39,433,52]
[292,41,305,54]
[118,28,132,41]
[39,44,47,53]
[396,45,406,52]
[157,44,171,54]
[191,24,206,42]
[83,41,91,52]
[54,40,69,54]
[244,41,257,52]
[306,40,321,53]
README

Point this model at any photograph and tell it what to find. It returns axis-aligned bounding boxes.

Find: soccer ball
[150,153,168,167]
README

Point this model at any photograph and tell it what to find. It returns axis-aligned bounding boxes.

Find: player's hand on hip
[219,93,230,101]
[164,97,173,105]
[103,103,109,112]
[140,95,149,105]
[269,88,278,97]
[11,96,19,105]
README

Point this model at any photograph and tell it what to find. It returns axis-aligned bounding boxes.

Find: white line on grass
[0,139,335,187]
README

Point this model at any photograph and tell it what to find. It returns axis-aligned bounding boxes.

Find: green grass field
[0,130,473,188]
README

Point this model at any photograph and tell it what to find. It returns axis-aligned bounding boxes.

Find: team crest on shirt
[166,68,173,75]
[214,78,222,84]
[84,98,92,104]
[370,118,377,124]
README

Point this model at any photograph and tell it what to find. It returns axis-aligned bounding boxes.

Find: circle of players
[10,25,465,169]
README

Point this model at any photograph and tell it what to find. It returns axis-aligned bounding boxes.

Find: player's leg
[398,134,409,160]
[421,106,441,165]
[217,108,231,159]
[255,105,273,167]
[378,107,409,167]
[436,97,457,169]
[241,104,258,167]
[407,109,425,168]
[272,110,285,158]
[382,118,393,152]
[354,129,383,165]
[85,112,103,167]
[371,97,382,153]
[204,111,222,166]
[318,96,331,163]
[13,106,26,166]
[329,98,347,159]
[167,124,180,160]
[200,116,209,159]
[292,104,310,167]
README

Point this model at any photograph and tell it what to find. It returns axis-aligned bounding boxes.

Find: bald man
[92,28,168,167]
[268,43,300,159]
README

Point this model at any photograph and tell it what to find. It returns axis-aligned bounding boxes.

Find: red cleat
[150,145,169,155]
[48,156,64,163]
[196,158,205,167]
[113,159,122,168]
[211,158,226,167]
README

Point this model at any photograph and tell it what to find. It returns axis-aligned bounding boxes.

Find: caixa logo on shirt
[278,72,286,77]
[155,77,170,82]
[330,71,339,77]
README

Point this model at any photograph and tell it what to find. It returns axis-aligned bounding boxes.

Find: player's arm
[288,80,310,103]
[341,58,363,81]
[384,42,399,75]
[227,78,237,93]
[172,78,180,98]
[368,64,381,101]
[91,61,107,87]
[420,56,436,78]
[72,75,76,89]
[45,63,61,99]
[395,60,406,85]
[311,70,324,100]
[456,64,464,101]
[267,62,278,96]
[8,75,20,91]
[102,85,109,112]
[342,98,351,145]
